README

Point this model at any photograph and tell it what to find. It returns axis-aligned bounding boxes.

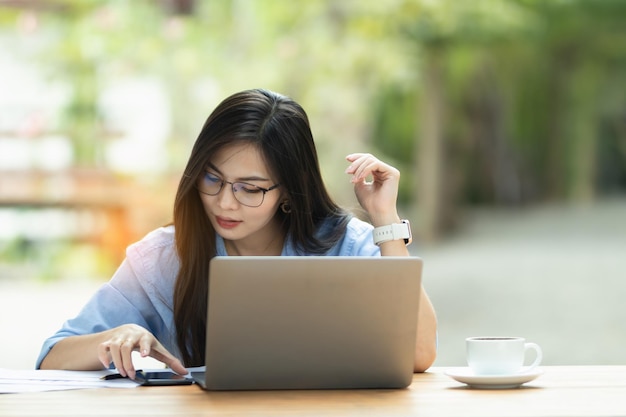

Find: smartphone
[134,371,194,386]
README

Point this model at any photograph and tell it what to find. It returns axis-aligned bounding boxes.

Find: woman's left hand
[345,153,401,226]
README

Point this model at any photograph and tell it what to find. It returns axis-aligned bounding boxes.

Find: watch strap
[372,220,412,246]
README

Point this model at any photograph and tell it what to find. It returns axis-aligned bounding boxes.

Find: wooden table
[1,366,625,417]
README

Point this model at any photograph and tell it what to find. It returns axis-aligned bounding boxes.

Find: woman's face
[198,142,284,251]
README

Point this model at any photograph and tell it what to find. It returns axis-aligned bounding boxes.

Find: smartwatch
[372,219,412,246]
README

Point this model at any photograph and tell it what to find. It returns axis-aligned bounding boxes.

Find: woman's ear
[280,200,292,214]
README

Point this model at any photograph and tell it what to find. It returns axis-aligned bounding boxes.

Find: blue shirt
[36,217,379,368]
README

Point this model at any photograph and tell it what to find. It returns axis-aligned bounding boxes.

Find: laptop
[192,256,422,390]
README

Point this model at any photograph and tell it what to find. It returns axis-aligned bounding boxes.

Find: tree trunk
[414,47,445,242]
[567,62,600,202]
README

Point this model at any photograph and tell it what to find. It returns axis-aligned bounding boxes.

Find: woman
[38,89,437,377]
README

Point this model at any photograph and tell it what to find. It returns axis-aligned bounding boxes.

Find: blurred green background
[0,0,625,369]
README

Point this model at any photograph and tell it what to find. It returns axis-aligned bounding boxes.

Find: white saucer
[444,367,543,389]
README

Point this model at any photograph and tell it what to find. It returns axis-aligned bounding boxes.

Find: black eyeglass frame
[197,172,281,208]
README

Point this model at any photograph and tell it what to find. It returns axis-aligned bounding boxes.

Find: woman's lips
[216,216,241,229]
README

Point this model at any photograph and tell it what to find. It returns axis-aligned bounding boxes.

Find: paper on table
[0,368,139,393]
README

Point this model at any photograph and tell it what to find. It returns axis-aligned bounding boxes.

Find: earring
[280,200,292,214]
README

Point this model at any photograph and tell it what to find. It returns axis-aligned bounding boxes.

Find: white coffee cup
[466,336,542,375]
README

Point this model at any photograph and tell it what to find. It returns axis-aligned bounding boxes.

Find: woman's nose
[216,183,239,209]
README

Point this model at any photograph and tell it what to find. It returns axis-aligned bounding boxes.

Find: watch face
[402,220,412,246]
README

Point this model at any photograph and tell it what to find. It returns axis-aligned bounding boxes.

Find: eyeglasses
[197,172,280,207]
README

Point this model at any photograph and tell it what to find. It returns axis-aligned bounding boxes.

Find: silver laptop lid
[202,256,422,390]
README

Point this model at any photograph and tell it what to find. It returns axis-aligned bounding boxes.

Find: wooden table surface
[1,366,625,417]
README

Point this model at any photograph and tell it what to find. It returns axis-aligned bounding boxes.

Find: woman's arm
[40,331,116,371]
[40,324,187,379]
[377,239,438,372]
[346,153,438,372]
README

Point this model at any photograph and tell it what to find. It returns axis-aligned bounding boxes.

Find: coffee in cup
[466,336,542,375]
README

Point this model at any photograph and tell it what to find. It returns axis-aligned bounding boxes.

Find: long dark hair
[173,89,350,365]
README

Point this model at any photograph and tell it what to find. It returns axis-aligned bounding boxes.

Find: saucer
[444,367,543,389]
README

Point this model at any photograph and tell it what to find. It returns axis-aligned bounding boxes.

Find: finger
[138,334,152,358]
[344,156,361,175]
[345,153,369,163]
[145,343,188,375]
[97,342,113,369]
[360,162,399,186]
[153,352,187,375]
[119,339,138,379]
[352,159,381,183]
[352,155,385,181]
[107,341,125,377]
[345,155,374,181]
[167,358,188,376]
[345,153,370,170]
[345,153,362,163]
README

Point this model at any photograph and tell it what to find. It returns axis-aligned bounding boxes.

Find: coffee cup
[466,336,542,375]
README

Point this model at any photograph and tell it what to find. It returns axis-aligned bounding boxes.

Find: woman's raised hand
[345,153,401,225]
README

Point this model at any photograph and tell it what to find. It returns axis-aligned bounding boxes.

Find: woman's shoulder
[343,217,376,247]
[129,224,175,251]
[317,214,372,234]
[346,216,374,235]
[321,216,379,256]
[115,225,180,293]
[126,225,178,266]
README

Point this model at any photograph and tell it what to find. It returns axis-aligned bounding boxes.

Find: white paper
[0,368,139,393]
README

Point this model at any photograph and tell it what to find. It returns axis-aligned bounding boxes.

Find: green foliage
[1,0,624,275]
[1,0,624,202]
[369,84,417,206]
[370,0,626,206]
[371,85,417,160]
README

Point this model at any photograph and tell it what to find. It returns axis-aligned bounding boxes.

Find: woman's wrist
[369,213,402,228]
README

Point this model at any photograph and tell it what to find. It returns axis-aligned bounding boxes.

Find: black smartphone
[134,371,193,386]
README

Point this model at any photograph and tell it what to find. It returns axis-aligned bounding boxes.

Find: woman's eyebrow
[206,163,271,182]
[238,175,272,182]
